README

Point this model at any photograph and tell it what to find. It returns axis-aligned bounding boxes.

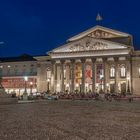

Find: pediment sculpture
[69,41,108,52]
[88,30,117,38]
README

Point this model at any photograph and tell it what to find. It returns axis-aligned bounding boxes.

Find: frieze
[69,41,108,52]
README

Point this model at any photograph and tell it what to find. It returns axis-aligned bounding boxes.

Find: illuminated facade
[1,25,140,95]
[0,54,37,95]
[45,25,140,95]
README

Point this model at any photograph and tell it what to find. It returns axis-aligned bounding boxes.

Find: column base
[23,92,28,100]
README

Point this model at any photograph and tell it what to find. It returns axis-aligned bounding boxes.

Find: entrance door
[121,83,126,94]
[110,84,115,93]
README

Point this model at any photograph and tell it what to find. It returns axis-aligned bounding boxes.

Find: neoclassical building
[37,25,140,95]
[1,25,140,95]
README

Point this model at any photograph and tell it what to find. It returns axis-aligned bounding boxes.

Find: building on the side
[1,25,140,95]
[0,54,38,95]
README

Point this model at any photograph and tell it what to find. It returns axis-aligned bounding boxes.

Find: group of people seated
[58,92,97,100]
[49,91,131,101]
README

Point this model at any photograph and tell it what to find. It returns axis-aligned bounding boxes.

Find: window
[14,65,18,75]
[110,66,115,78]
[30,67,34,74]
[7,68,11,75]
[14,68,18,75]
[47,70,51,79]
[120,65,126,78]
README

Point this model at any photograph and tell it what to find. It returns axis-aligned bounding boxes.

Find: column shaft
[114,58,119,93]
[60,60,65,92]
[92,59,96,93]
[54,63,57,92]
[103,58,107,93]
[70,60,75,93]
[81,59,85,93]
[51,61,55,92]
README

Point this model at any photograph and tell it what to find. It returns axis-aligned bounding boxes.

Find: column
[51,60,55,92]
[60,60,65,92]
[70,59,75,93]
[126,56,131,94]
[81,59,86,93]
[103,58,107,93]
[130,57,133,94]
[114,57,119,93]
[91,58,96,93]
[54,63,57,92]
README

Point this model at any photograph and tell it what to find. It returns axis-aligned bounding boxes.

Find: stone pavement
[0,100,140,140]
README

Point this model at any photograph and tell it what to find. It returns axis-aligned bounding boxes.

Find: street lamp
[30,82,33,94]
[23,76,28,100]
[24,76,28,93]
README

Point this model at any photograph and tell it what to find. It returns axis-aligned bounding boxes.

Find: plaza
[0,100,140,140]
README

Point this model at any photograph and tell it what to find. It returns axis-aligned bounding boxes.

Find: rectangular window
[120,66,126,78]
[47,71,51,79]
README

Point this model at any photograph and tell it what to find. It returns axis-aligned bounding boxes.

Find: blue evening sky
[0,0,140,57]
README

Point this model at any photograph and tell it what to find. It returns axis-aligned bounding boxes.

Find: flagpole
[96,13,103,25]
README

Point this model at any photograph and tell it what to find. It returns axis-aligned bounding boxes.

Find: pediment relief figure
[88,30,117,39]
[69,40,108,52]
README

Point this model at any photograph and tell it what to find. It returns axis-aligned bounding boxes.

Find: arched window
[110,66,115,78]
[120,65,126,78]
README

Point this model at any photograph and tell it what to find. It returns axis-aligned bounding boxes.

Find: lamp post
[23,76,28,100]
[30,82,33,94]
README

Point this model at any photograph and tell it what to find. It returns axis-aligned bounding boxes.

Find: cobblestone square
[0,100,140,140]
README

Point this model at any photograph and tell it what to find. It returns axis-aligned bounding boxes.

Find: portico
[49,56,131,94]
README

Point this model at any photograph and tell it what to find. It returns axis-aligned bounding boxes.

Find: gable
[50,37,129,54]
[68,25,131,42]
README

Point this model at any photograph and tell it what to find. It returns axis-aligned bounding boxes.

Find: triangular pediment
[50,37,129,54]
[68,25,131,42]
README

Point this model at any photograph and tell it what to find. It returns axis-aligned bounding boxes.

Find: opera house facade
[1,25,140,95]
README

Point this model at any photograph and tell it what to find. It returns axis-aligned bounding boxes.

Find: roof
[67,25,132,42]
[103,36,133,46]
[0,54,37,63]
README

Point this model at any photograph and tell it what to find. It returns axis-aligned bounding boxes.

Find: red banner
[85,64,92,84]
